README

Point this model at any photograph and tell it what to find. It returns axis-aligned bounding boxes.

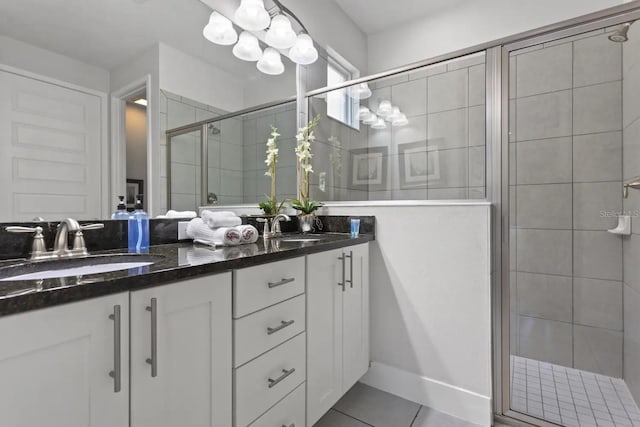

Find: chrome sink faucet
[257,214,291,239]
[6,218,104,260]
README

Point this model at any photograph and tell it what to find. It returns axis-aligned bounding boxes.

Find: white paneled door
[0,69,103,221]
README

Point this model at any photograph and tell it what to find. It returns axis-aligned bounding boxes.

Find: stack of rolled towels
[186,211,258,246]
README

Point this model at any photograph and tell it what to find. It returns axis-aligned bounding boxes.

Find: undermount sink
[0,254,163,281]
[278,234,327,243]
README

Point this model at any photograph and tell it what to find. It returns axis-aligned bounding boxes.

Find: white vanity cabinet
[232,257,307,427]
[130,273,232,427]
[0,292,130,427]
[306,243,370,426]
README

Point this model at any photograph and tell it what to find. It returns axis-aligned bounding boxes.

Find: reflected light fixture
[350,82,372,99]
[233,31,262,61]
[257,48,285,75]
[371,117,387,129]
[289,33,318,65]
[363,112,378,125]
[376,100,393,117]
[265,14,297,49]
[358,106,371,120]
[202,11,238,45]
[392,113,409,127]
[133,98,147,107]
[234,0,270,31]
[386,106,402,122]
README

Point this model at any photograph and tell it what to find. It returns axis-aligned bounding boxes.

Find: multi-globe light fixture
[352,83,409,130]
[202,0,319,76]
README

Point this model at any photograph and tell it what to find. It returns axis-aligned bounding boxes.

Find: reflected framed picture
[349,146,388,191]
[398,141,440,188]
[126,179,144,208]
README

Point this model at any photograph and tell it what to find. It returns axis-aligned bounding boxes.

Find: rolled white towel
[186,218,242,246]
[237,225,259,244]
[201,210,242,228]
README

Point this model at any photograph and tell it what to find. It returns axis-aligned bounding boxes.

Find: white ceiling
[0,0,266,78]
[333,0,472,34]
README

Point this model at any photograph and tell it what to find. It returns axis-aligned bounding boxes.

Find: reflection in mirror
[308,52,486,202]
[0,1,304,220]
[166,100,297,211]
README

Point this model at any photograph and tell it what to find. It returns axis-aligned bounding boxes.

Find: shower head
[208,123,220,135]
[608,22,632,42]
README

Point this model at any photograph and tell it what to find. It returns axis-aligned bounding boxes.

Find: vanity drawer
[235,294,306,367]
[233,257,305,318]
[234,333,306,427]
[248,382,306,427]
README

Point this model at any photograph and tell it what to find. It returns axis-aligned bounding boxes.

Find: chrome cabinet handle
[268,367,295,388]
[145,298,158,378]
[345,251,353,288]
[267,320,295,335]
[338,254,346,292]
[268,277,295,288]
[108,305,122,393]
[282,424,295,427]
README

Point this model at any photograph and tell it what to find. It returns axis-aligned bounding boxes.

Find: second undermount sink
[0,254,163,281]
[278,234,327,243]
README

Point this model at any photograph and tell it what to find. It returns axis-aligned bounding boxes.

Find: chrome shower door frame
[495,4,640,425]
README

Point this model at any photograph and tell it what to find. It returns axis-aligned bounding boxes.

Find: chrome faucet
[270,214,291,237]
[257,214,291,239]
[6,218,104,261]
[53,218,81,256]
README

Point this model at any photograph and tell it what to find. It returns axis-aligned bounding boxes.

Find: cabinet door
[131,273,232,427]
[306,248,343,426]
[0,293,130,427]
[342,243,370,390]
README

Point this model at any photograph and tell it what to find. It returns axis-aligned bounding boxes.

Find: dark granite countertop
[0,232,374,316]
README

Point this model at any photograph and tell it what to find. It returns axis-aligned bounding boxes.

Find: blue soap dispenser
[112,196,129,220]
[128,195,149,253]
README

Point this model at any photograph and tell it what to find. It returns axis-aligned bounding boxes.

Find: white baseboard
[360,362,493,427]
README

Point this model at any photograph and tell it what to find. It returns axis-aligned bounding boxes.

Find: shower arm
[623,179,640,198]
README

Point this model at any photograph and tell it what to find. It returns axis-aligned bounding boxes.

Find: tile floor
[510,356,640,426]
[314,382,481,427]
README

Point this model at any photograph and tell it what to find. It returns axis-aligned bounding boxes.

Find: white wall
[284,0,368,74]
[367,0,623,72]
[158,43,245,113]
[0,35,110,92]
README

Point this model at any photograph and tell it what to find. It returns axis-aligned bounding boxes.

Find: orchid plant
[258,125,285,215]
[291,115,323,215]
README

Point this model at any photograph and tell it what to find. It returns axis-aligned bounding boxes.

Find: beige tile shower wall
[510,30,624,377]
[309,53,486,202]
[242,103,298,204]
[623,26,640,404]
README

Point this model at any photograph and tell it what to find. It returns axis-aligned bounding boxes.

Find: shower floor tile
[511,356,640,426]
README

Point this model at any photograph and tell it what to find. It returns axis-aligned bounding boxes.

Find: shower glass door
[504,16,640,426]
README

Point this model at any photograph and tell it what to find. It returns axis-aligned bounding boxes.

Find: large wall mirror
[0,0,321,221]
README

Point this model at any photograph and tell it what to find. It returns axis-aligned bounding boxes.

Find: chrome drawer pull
[268,367,296,388]
[282,424,295,427]
[145,298,158,378]
[338,254,346,292]
[346,251,353,288]
[267,319,295,335]
[108,305,121,393]
[268,277,295,288]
